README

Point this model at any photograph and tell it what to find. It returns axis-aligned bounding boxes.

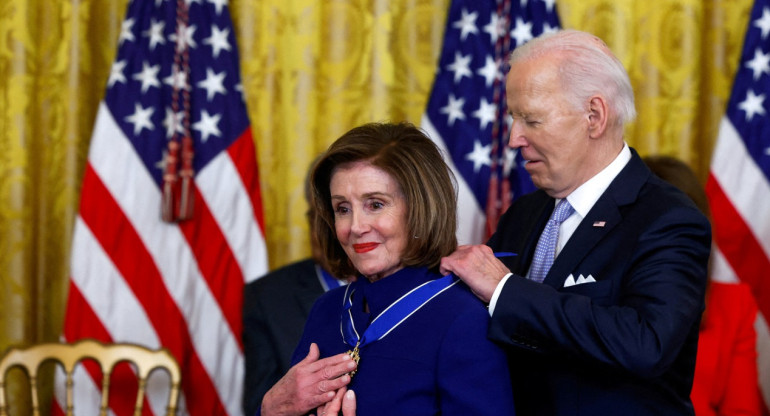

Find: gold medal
[345,343,360,377]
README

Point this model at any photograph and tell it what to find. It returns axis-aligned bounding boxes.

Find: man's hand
[261,343,357,416]
[315,388,356,416]
[440,244,511,303]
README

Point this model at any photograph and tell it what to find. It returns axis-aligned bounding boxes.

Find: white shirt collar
[562,143,632,218]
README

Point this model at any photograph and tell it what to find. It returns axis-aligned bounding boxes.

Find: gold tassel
[161,141,180,222]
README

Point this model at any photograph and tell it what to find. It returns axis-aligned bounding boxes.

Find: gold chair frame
[0,338,181,416]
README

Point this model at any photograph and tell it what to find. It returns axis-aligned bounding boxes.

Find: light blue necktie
[529,199,574,283]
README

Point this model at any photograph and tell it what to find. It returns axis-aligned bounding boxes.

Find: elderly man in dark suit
[440,29,711,416]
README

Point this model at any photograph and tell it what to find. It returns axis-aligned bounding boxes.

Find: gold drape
[0,0,752,389]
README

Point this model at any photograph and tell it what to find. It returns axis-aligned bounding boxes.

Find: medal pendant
[345,346,360,377]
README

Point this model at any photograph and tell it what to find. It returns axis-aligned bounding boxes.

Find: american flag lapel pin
[593,221,606,228]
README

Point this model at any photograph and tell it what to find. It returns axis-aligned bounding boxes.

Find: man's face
[505,54,593,198]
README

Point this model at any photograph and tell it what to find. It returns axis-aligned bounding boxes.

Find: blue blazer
[487,150,711,416]
[291,267,516,416]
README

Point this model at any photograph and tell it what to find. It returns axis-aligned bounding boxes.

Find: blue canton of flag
[421,0,561,245]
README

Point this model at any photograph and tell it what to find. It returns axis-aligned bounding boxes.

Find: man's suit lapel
[543,150,651,288]
[511,192,554,276]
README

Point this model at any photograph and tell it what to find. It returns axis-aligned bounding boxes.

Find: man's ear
[587,96,608,138]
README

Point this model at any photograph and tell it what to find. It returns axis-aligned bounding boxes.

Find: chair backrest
[0,338,181,416]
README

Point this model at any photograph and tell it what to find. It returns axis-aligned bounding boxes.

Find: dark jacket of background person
[242,259,325,416]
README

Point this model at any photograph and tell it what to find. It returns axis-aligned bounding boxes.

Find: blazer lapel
[513,192,554,276]
[543,150,651,288]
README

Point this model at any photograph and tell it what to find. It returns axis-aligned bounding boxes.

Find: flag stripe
[68,223,170,415]
[61,285,146,416]
[709,118,770,256]
[709,246,739,284]
[63,282,113,345]
[198,128,268,285]
[706,174,770,320]
[78,162,224,415]
[69,218,159,345]
[421,115,486,244]
[178,185,245,348]
[86,103,244,415]
[227,128,267,233]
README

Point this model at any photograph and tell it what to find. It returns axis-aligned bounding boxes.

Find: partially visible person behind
[260,121,515,416]
[644,155,761,416]
[242,160,348,416]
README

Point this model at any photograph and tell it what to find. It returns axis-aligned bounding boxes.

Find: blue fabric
[291,266,516,416]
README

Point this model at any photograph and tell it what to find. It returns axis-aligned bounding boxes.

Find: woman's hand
[261,343,357,416]
[315,388,357,416]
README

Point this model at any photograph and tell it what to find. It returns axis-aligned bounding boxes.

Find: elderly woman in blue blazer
[258,122,515,416]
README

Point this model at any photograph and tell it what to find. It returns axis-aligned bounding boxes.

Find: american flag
[706,0,770,412]
[59,0,268,414]
[421,0,560,244]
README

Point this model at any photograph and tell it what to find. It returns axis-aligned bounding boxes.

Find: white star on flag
[170,23,198,50]
[473,97,497,129]
[143,19,166,50]
[440,94,466,126]
[466,140,492,173]
[125,103,155,135]
[207,0,228,15]
[448,52,473,83]
[746,48,770,80]
[510,17,533,45]
[754,7,770,39]
[163,108,185,139]
[197,68,227,101]
[119,18,135,44]
[453,8,479,41]
[163,65,189,90]
[133,61,161,93]
[483,12,505,44]
[738,89,767,120]
[193,109,222,142]
[108,60,128,87]
[203,25,232,57]
[477,56,501,87]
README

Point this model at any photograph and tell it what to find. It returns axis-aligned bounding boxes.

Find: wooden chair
[0,338,181,416]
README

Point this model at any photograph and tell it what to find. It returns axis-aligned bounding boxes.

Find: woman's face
[329,161,408,281]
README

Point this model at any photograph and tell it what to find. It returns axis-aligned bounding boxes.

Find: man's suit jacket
[487,150,711,415]
[242,259,324,416]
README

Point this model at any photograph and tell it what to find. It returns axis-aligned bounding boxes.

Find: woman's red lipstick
[353,242,378,253]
